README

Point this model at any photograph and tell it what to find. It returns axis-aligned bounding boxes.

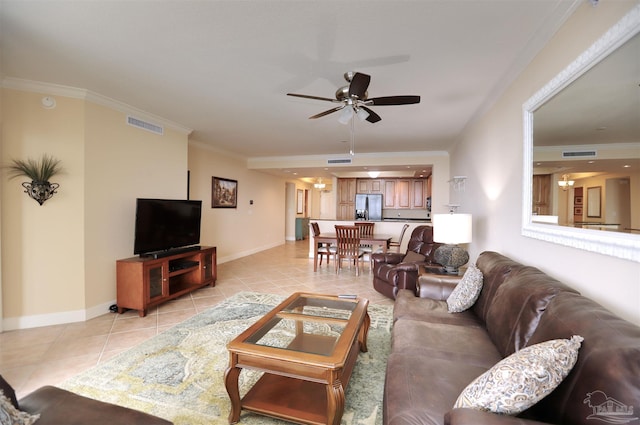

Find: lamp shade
[433,213,472,244]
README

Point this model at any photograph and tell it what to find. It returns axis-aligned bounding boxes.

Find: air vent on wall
[562,150,597,158]
[127,116,164,135]
[327,158,352,164]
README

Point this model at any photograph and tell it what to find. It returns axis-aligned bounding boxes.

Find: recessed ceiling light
[596,126,607,131]
[623,165,631,168]
[588,161,595,164]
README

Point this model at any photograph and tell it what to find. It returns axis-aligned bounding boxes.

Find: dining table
[313,232,393,272]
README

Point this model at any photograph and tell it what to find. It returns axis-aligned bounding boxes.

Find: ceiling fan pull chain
[350,117,355,156]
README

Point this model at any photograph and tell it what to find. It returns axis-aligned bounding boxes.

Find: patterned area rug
[61,292,393,425]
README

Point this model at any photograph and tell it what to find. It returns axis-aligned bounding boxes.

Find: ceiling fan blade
[309,105,345,119]
[287,93,337,102]
[360,106,382,123]
[348,72,371,99]
[369,95,421,105]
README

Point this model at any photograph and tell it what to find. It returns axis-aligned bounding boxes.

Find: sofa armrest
[445,409,550,425]
[19,386,173,425]
[372,252,404,265]
[393,262,421,272]
[416,272,461,300]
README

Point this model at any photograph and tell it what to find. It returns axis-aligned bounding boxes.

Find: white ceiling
[1,0,582,178]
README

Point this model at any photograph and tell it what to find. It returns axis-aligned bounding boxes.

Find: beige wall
[2,90,86,327]
[452,1,640,325]
[1,88,189,329]
[188,142,287,263]
[83,102,189,311]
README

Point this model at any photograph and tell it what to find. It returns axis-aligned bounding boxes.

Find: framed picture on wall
[296,189,304,214]
[574,196,583,205]
[212,177,238,208]
[574,206,583,215]
[587,186,601,218]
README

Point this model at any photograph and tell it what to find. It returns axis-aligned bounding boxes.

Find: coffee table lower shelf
[242,374,328,425]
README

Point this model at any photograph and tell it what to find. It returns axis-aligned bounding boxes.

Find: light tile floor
[0,240,393,399]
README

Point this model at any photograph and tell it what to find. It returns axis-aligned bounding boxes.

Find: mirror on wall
[522,5,640,262]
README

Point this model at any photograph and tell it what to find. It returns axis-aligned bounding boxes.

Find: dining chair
[388,224,410,253]
[355,222,375,268]
[335,225,366,276]
[311,222,335,266]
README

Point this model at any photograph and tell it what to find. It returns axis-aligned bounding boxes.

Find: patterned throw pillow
[454,335,584,415]
[446,263,483,313]
[0,390,40,425]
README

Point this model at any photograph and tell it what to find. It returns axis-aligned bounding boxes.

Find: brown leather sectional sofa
[384,251,640,425]
[1,374,172,425]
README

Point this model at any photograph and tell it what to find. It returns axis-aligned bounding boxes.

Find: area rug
[61,292,393,425]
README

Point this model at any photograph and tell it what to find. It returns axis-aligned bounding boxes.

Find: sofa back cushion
[523,291,640,425]
[484,266,578,357]
[472,251,521,323]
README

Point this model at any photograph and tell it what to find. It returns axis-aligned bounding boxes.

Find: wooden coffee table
[224,292,370,425]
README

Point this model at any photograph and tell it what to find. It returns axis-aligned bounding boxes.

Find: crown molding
[2,77,192,136]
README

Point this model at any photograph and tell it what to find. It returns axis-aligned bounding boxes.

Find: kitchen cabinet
[356,179,383,194]
[396,179,411,208]
[337,178,356,220]
[384,180,396,208]
[338,177,429,216]
[412,179,426,208]
[383,178,426,209]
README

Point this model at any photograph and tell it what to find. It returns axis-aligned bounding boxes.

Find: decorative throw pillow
[403,251,426,263]
[0,390,40,425]
[454,335,584,415]
[446,263,483,313]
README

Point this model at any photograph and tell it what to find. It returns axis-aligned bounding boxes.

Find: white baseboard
[217,241,285,264]
[2,242,290,331]
[2,300,116,331]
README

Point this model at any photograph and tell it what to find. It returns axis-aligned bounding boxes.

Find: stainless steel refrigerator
[355,194,383,221]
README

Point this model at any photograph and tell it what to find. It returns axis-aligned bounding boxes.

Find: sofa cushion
[472,252,523,324]
[484,266,578,357]
[523,292,640,425]
[403,250,426,263]
[447,263,483,313]
[393,290,483,327]
[454,335,583,415]
[384,353,491,425]
[1,390,40,425]
[391,320,501,369]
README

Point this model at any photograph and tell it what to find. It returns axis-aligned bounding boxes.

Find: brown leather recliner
[371,225,442,299]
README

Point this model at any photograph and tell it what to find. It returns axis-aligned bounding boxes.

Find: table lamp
[432,213,472,274]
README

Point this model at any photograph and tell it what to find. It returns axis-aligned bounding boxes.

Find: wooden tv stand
[116,246,216,317]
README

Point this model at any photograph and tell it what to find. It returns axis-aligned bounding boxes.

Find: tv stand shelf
[116,246,216,317]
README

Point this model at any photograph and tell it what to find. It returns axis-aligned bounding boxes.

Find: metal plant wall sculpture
[6,154,63,205]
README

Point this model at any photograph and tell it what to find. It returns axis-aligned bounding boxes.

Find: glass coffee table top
[243,294,359,356]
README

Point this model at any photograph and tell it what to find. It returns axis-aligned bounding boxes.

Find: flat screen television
[133,198,202,256]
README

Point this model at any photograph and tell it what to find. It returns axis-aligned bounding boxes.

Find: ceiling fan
[287,71,420,124]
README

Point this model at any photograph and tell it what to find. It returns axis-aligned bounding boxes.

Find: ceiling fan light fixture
[338,106,353,124]
[356,107,370,121]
